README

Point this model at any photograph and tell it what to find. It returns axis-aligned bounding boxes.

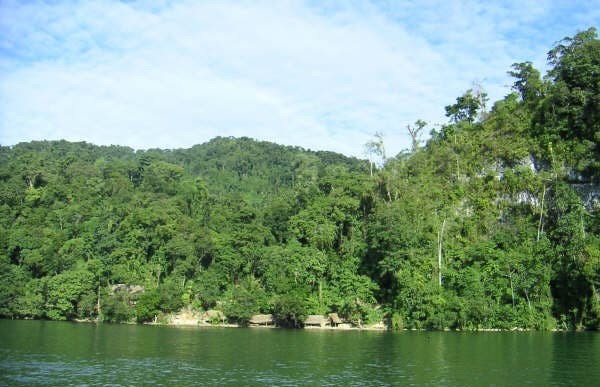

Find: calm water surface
[0,320,598,386]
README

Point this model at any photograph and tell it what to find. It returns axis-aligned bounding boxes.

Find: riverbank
[156,309,555,331]
[17,312,570,332]
[157,308,388,331]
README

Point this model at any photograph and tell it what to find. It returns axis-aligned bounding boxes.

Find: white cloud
[0,0,597,157]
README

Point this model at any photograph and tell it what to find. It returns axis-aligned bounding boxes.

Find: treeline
[1,28,598,330]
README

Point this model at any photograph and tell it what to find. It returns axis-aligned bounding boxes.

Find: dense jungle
[1,28,598,330]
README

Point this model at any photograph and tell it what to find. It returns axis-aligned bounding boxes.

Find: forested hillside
[1,28,598,330]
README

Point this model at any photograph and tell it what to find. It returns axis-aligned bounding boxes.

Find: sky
[0,1,598,158]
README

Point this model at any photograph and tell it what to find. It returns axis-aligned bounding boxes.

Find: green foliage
[509,62,544,109]
[102,291,136,323]
[223,278,269,325]
[273,288,310,328]
[194,269,224,309]
[45,270,95,320]
[77,292,98,319]
[445,89,487,124]
[136,290,161,322]
[158,280,184,313]
[0,28,599,331]
[535,27,599,178]
[390,312,404,331]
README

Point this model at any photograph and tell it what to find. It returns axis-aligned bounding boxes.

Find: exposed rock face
[483,155,538,180]
[169,308,201,326]
[572,183,600,210]
[110,284,145,295]
[201,310,226,323]
[515,191,540,207]
[519,155,538,174]
[366,321,386,330]
[487,154,600,211]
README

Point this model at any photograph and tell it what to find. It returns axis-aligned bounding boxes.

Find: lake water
[0,320,598,386]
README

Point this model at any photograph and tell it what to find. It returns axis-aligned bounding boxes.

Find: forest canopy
[1,27,598,330]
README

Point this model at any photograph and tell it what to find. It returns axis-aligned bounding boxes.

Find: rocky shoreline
[50,317,565,332]
[156,308,389,331]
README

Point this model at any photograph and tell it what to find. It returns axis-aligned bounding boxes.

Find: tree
[273,287,310,328]
[406,120,427,152]
[509,62,544,107]
[537,28,599,177]
[364,132,386,176]
[222,278,268,325]
[44,269,95,320]
[136,290,161,322]
[547,182,595,329]
[2,43,600,332]
[445,89,484,124]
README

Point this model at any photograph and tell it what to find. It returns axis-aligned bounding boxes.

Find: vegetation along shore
[1,28,599,331]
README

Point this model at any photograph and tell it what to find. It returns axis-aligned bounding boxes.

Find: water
[0,320,598,386]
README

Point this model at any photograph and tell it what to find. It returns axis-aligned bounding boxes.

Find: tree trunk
[456,157,460,181]
[438,219,446,287]
[537,184,546,242]
[524,289,532,312]
[97,286,102,318]
[508,268,515,307]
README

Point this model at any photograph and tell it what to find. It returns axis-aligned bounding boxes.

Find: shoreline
[5,317,581,332]
[65,317,573,332]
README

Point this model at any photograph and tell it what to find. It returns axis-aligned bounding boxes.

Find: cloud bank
[1,0,598,157]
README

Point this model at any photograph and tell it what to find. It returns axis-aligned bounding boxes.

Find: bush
[159,281,183,313]
[45,270,95,320]
[273,288,310,328]
[136,290,161,322]
[77,292,98,319]
[223,279,269,325]
[390,312,404,331]
[102,292,135,323]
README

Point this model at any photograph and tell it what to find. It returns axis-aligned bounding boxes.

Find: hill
[0,27,598,330]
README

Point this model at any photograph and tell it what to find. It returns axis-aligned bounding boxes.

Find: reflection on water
[0,320,598,386]
[551,332,600,386]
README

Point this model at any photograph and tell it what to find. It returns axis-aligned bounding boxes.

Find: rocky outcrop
[201,310,226,324]
[481,155,538,180]
[110,284,144,295]
[572,183,600,209]
[168,307,202,326]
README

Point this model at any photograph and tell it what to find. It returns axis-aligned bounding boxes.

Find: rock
[110,284,145,295]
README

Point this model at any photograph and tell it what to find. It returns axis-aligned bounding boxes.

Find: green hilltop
[1,27,598,330]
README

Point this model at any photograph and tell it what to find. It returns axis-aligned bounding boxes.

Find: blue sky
[0,0,598,157]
